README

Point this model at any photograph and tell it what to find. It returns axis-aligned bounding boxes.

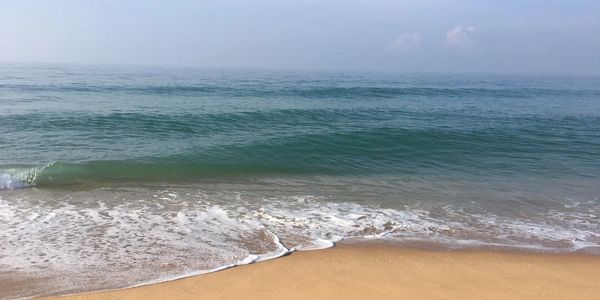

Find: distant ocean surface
[1,64,599,298]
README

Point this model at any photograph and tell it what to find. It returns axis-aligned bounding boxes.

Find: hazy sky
[1,0,599,74]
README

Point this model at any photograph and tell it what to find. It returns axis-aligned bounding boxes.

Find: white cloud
[386,33,423,52]
[445,26,476,48]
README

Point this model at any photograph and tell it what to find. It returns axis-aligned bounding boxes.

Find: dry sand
[50,243,600,300]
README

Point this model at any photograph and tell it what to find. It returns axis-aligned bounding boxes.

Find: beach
[49,243,600,300]
[1,66,599,299]
[2,1,600,299]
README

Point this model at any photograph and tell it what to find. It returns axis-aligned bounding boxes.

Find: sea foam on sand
[49,244,600,300]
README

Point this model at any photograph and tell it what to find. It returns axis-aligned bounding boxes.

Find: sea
[1,63,599,299]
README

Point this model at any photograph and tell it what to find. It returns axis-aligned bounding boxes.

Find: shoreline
[45,242,600,300]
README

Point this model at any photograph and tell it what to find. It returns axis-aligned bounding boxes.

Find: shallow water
[1,64,599,298]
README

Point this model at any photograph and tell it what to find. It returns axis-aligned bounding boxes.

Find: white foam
[0,173,28,189]
[1,187,598,299]
[0,163,54,189]
[295,239,335,250]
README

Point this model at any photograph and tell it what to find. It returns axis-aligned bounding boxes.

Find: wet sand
[49,243,600,300]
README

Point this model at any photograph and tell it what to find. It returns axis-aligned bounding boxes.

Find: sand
[50,243,600,300]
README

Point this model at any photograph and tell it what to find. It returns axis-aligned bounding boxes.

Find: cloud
[445,26,476,48]
[386,33,423,52]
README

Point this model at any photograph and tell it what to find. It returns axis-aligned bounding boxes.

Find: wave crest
[0,163,55,189]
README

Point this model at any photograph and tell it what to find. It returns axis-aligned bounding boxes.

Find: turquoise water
[2,65,600,183]
[1,64,599,298]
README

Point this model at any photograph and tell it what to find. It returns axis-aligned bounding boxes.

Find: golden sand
[51,243,600,300]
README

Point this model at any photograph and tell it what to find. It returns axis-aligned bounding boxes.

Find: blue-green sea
[1,63,599,298]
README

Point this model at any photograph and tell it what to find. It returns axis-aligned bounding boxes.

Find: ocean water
[1,63,599,298]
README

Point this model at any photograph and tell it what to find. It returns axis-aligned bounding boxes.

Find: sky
[1,0,599,75]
